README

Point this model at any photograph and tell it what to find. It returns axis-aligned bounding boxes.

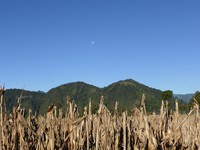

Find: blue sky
[0,0,200,94]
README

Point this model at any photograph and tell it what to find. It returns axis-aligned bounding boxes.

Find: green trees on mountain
[188,91,200,109]
[161,90,173,100]
[5,89,46,114]
[4,80,189,115]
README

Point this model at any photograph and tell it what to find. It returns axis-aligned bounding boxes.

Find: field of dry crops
[0,88,200,150]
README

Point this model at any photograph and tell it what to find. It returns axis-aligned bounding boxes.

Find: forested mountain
[5,89,46,114]
[40,82,102,114]
[102,79,162,113]
[4,79,187,115]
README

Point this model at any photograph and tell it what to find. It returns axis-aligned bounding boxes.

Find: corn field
[0,87,200,150]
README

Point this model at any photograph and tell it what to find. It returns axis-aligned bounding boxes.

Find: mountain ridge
[4,79,187,114]
[174,94,193,103]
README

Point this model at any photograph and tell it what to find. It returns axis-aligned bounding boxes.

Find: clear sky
[0,0,200,94]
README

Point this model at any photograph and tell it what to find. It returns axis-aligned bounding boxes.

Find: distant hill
[102,79,162,113]
[5,89,46,114]
[174,94,193,103]
[4,79,187,115]
[40,81,102,114]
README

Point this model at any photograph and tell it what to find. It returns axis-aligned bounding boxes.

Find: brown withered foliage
[0,92,200,150]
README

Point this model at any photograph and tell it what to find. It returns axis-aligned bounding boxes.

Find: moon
[91,41,95,45]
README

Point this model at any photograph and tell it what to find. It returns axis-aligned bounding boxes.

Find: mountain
[102,79,162,113]
[4,79,187,115]
[5,89,46,114]
[40,79,165,114]
[40,81,102,114]
[174,94,193,103]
